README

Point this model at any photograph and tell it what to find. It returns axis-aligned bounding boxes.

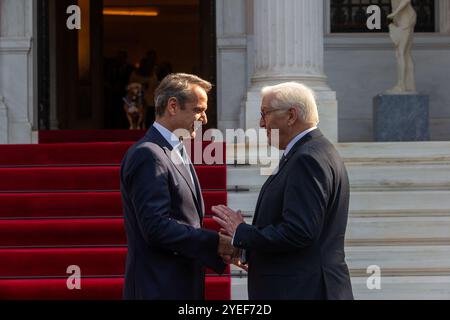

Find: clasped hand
[214,205,247,271]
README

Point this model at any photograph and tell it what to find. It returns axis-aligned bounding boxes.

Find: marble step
[336,141,450,163]
[340,216,445,245]
[346,216,450,246]
[227,163,450,191]
[230,245,450,277]
[230,212,450,246]
[349,190,450,213]
[350,276,450,300]
[231,276,450,300]
[230,215,449,244]
[235,215,450,245]
[347,163,450,191]
[226,142,450,166]
[228,190,450,215]
[345,245,450,276]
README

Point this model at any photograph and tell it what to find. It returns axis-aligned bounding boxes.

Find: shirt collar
[283,127,317,157]
[153,121,182,149]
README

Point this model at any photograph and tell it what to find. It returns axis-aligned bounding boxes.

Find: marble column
[440,0,450,34]
[0,0,36,144]
[0,96,8,143]
[216,0,249,131]
[244,0,338,142]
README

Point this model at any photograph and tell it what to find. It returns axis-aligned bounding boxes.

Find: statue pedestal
[373,94,430,141]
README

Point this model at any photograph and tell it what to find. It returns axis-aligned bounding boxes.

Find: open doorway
[40,0,217,130]
[103,0,217,130]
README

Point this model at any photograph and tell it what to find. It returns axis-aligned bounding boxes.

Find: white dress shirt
[153,122,194,185]
[283,126,317,157]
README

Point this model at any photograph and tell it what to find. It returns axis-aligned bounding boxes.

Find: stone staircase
[226,142,450,300]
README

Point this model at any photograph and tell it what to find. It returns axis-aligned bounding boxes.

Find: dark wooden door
[39,0,104,130]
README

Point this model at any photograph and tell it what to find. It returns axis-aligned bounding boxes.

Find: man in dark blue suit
[121,73,232,300]
[213,82,354,300]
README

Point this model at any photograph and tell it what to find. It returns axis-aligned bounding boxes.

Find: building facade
[1,0,450,143]
[2,0,450,300]
[216,0,450,142]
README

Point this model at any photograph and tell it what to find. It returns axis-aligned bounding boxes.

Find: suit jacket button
[174,251,178,255]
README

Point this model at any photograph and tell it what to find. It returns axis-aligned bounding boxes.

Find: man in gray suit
[121,73,233,299]
[213,82,354,300]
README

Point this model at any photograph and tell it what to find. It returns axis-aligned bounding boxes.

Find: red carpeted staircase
[0,131,230,300]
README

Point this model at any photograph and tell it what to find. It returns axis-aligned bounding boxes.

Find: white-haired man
[213,82,354,300]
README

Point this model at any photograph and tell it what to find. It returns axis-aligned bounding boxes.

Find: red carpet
[0,191,226,218]
[0,133,230,300]
[0,247,224,277]
[0,217,222,247]
[0,277,230,300]
[39,130,146,144]
[0,141,225,166]
[0,166,226,191]
[0,142,132,166]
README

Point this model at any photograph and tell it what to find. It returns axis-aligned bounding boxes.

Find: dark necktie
[274,153,288,175]
[179,143,201,203]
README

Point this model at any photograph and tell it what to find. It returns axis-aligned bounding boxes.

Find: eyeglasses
[260,108,283,120]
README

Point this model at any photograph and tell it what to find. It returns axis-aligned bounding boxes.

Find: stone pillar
[244,0,338,142]
[440,0,450,34]
[216,0,249,131]
[0,96,8,144]
[0,0,36,144]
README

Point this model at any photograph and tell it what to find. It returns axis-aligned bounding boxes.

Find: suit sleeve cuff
[232,223,252,249]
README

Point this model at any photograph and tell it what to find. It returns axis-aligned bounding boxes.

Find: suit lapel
[146,126,203,218]
[252,129,323,225]
[165,148,204,220]
[252,158,288,224]
[163,147,197,196]
[252,179,270,224]
[189,163,205,217]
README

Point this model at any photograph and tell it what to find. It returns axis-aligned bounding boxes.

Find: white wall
[215,0,450,142]
[0,0,36,144]
[325,35,450,142]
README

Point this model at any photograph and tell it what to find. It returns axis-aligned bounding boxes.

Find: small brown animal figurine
[123,82,146,130]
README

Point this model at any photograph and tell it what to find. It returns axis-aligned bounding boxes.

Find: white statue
[387,0,417,94]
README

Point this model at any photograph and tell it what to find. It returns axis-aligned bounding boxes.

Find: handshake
[217,233,247,271]
[213,205,248,271]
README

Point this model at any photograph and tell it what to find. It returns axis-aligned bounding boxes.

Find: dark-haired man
[121,73,233,299]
